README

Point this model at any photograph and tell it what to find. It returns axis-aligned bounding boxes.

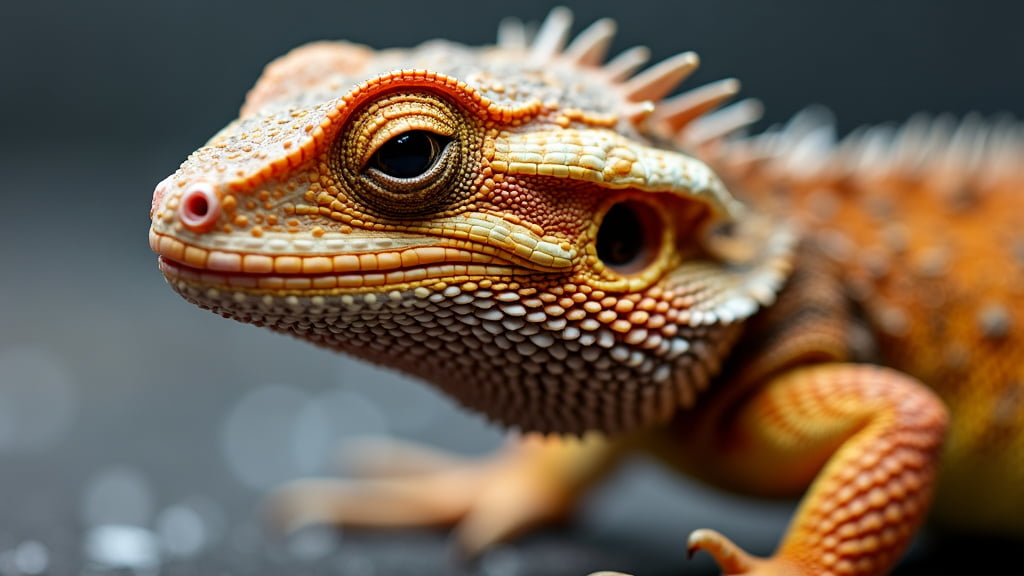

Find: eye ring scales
[331,90,482,220]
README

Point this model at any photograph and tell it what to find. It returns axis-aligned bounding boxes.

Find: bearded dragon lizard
[148,7,1023,575]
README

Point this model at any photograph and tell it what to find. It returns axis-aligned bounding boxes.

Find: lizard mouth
[157,256,520,291]
[151,229,521,292]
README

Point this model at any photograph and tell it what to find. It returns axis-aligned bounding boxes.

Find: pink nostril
[178,183,221,232]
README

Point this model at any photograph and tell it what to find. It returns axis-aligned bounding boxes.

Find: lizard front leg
[271,433,627,557]
[677,363,947,575]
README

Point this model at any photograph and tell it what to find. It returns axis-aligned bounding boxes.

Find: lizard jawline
[157,255,522,293]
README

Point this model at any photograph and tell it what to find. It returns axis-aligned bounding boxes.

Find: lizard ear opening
[595,200,664,276]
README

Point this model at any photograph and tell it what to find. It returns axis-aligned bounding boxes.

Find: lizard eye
[596,200,664,275]
[371,131,451,179]
[333,90,481,218]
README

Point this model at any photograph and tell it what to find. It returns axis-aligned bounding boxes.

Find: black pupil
[596,202,646,267]
[373,131,442,179]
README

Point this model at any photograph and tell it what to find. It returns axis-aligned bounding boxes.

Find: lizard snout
[150,177,170,219]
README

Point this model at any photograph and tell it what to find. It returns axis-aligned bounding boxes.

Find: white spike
[708,139,765,173]
[622,51,700,103]
[914,114,956,175]
[623,101,657,124]
[680,99,764,147]
[497,17,528,50]
[779,108,843,178]
[829,125,868,178]
[986,114,1022,181]
[727,125,781,165]
[529,6,573,65]
[751,126,785,156]
[852,124,897,179]
[946,112,987,177]
[603,46,651,82]
[910,114,967,194]
[781,107,836,143]
[781,121,837,180]
[654,78,741,132]
[987,114,1024,185]
[889,113,933,177]
[562,18,617,66]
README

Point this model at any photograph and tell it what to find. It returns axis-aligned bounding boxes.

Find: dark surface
[1,1,1021,574]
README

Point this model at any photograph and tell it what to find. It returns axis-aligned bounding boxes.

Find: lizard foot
[270,435,615,557]
[688,529,803,576]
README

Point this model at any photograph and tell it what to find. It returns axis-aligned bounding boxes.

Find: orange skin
[707,147,1024,537]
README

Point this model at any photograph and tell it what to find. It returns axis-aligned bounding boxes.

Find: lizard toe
[268,436,586,557]
[688,529,804,576]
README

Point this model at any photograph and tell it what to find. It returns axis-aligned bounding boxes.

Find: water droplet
[83,525,160,570]
[12,541,48,575]
[155,504,206,558]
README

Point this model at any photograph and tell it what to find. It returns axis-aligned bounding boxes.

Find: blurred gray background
[0,0,1020,574]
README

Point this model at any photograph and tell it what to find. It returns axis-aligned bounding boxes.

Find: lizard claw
[687,529,758,572]
[687,529,801,576]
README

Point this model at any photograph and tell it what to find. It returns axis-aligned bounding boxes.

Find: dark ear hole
[595,200,664,275]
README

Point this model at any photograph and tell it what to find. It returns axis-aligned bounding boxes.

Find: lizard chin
[160,261,743,435]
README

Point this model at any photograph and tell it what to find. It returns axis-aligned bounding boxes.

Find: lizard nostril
[178,183,221,232]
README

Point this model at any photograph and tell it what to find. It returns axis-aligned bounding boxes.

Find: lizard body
[148,8,1021,575]
[705,113,1024,535]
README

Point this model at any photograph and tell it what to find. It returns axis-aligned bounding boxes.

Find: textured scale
[705,110,1024,535]
[149,8,1022,576]
[149,11,792,435]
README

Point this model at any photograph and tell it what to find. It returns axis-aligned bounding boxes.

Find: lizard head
[149,8,794,434]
